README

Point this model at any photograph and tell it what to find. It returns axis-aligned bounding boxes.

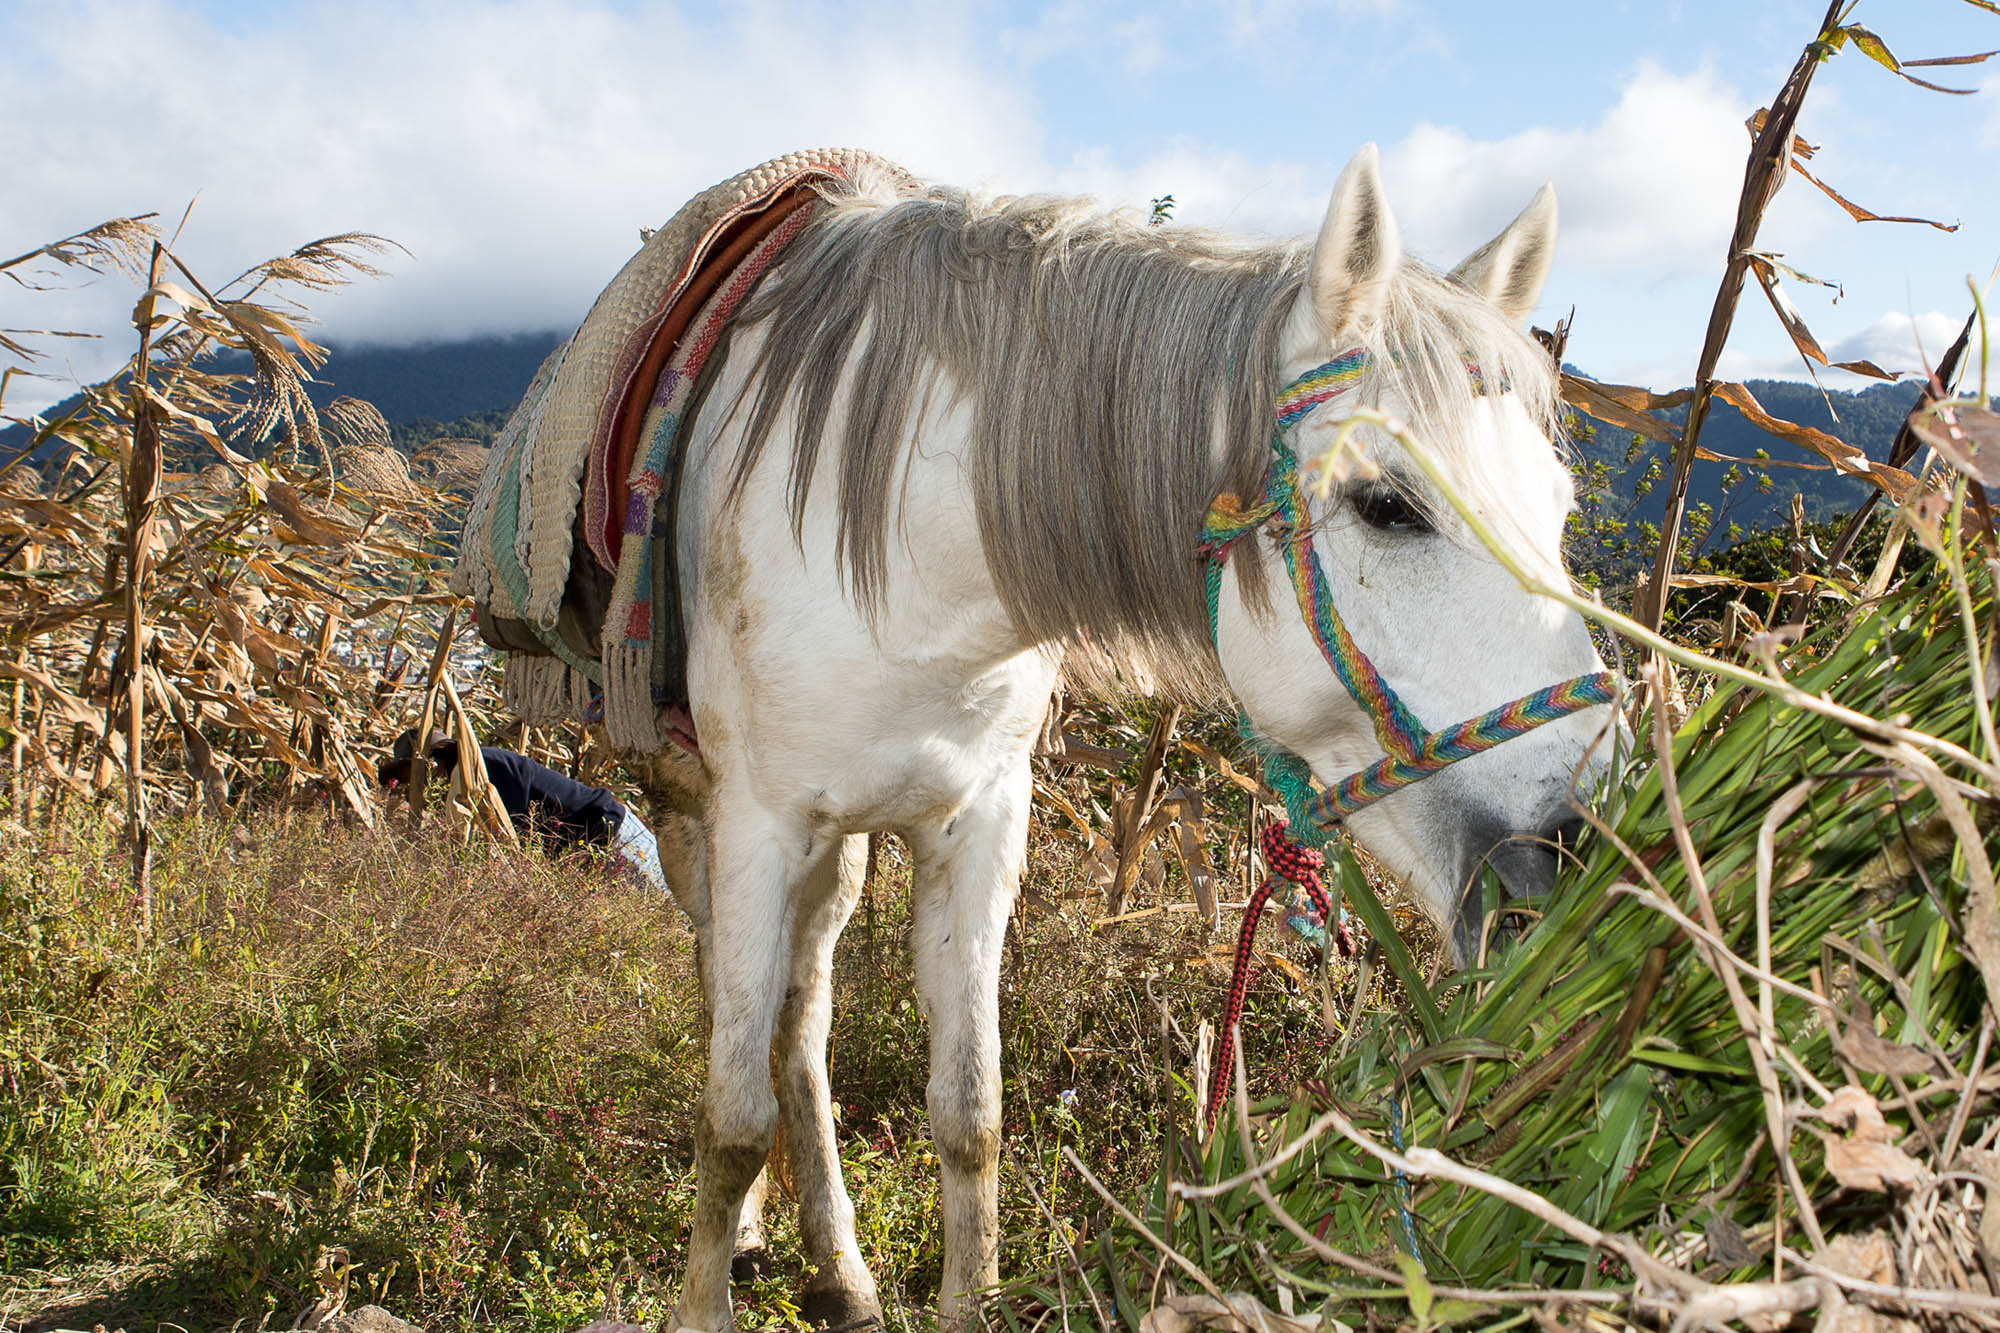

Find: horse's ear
[1450,183,1558,324]
[1302,144,1402,342]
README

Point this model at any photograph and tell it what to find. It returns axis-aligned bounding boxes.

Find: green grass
[0,802,1351,1331]
[1008,565,2000,1329]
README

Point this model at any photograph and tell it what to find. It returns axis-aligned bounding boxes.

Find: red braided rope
[1203,821,1351,1129]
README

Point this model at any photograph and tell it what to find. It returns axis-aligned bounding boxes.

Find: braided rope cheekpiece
[1201,348,1618,826]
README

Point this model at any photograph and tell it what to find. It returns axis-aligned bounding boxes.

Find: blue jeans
[608,807,669,896]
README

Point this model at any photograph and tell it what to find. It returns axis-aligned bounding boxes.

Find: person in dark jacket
[377,729,666,893]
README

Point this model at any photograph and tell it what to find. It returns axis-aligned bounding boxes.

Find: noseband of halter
[1199,348,1619,843]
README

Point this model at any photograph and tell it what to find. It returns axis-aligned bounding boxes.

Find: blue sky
[3,0,1997,414]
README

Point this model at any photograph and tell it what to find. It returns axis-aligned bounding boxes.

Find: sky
[3,0,1998,417]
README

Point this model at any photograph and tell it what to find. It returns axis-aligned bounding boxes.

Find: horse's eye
[1351,485,1432,534]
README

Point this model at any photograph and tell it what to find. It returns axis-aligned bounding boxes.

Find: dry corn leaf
[1831,996,1938,1078]
[1713,382,1917,502]
[0,657,106,734]
[1962,1149,2000,1256]
[1261,951,1310,989]
[1744,256,1897,379]
[1810,1085,1927,1193]
[1788,156,1960,232]
[135,382,253,467]
[265,479,360,546]
[1820,1135,1927,1193]
[1559,373,1688,447]
[1141,1293,1341,1333]
[1835,23,1993,95]
[0,218,495,828]
[133,279,219,328]
[1908,402,2000,484]
[0,490,96,534]
[1167,789,1219,922]
[1904,489,1951,554]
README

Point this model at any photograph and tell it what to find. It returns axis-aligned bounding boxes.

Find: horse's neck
[687,334,1223,696]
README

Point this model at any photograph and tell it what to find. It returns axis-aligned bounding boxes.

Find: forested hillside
[1,329,1924,544]
[0,331,564,468]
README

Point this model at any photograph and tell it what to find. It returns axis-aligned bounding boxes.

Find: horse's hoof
[798,1286,883,1330]
[730,1243,772,1284]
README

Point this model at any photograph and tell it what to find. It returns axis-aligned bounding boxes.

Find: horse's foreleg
[777,833,882,1327]
[641,807,776,1279]
[909,768,1031,1329]
[674,805,806,1333]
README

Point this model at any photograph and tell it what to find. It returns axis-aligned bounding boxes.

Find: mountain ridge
[1,331,1925,534]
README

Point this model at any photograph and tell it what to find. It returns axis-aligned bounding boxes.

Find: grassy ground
[0,801,1371,1332]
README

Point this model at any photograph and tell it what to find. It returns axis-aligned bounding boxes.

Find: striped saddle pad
[451,150,921,753]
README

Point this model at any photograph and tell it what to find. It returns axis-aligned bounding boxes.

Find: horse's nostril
[1543,813,1587,860]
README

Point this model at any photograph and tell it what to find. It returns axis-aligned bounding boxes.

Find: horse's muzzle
[1453,810,1586,963]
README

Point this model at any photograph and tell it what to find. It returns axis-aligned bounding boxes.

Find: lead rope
[1197,350,1619,1152]
[1205,821,1347,1125]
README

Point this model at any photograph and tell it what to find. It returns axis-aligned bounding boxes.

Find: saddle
[453,151,923,754]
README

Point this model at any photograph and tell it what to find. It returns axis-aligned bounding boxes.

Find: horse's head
[1215,146,1618,965]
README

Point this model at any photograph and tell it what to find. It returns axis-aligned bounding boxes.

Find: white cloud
[1830,310,1972,379]
[1111,18,1168,75]
[0,0,1049,405]
[997,5,1164,75]
[1049,142,1322,236]
[1,0,1903,421]
[1382,62,1770,277]
[1223,0,1402,44]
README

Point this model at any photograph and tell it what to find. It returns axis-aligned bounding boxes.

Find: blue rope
[1388,1095,1422,1263]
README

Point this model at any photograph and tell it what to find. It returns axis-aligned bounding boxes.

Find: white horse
[632,145,1613,1330]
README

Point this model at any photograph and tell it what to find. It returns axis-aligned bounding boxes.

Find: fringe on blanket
[503,656,596,725]
[598,196,823,752]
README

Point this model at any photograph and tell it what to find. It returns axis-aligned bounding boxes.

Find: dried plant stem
[123,241,167,931]
[1776,1245,2000,1316]
[1943,475,2000,762]
[1109,704,1179,916]
[1609,884,1834,1013]
[1202,1039,1630,1311]
[1301,1097,1687,1292]
[1639,0,1846,632]
[1281,1089,1964,1332]
[1859,738,2000,1018]
[1827,311,1976,573]
[407,605,457,830]
[1062,1145,1228,1307]
[440,674,517,849]
[1755,782,1817,1056]
[1648,662,1826,1260]
[1005,1141,1108,1333]
[7,650,26,806]
[1943,1017,1994,1166]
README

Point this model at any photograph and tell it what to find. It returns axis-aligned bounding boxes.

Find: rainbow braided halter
[1197,349,1617,1128]
[1200,347,1617,836]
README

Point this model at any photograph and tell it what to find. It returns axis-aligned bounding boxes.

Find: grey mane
[724,182,1562,699]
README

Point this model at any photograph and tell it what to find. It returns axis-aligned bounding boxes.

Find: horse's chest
[696,618,1054,833]
[797,653,1057,833]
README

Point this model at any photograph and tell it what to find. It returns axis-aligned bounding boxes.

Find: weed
[0,801,1346,1331]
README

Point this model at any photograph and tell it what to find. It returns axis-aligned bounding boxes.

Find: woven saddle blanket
[452,150,922,754]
